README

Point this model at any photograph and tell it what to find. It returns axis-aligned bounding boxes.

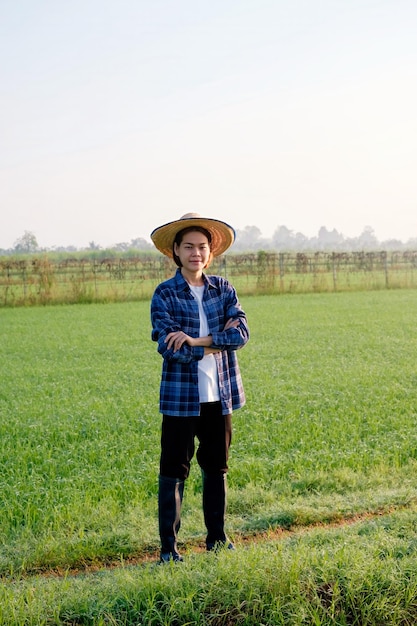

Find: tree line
[2,225,417,257]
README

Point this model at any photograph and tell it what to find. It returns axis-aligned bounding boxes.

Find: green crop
[0,289,417,623]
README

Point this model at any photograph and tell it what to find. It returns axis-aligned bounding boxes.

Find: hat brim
[151,216,235,258]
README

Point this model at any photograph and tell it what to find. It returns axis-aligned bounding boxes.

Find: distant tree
[129,237,152,250]
[405,237,417,249]
[272,225,294,250]
[54,245,78,253]
[105,238,152,252]
[381,238,404,250]
[233,225,262,251]
[294,231,309,250]
[317,226,344,250]
[113,242,129,252]
[356,226,378,250]
[13,230,39,254]
[88,241,101,250]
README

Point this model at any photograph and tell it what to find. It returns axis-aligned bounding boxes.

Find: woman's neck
[181,268,204,286]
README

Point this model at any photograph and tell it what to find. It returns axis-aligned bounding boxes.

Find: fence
[1,251,417,306]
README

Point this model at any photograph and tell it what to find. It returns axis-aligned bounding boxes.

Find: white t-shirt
[189,285,220,403]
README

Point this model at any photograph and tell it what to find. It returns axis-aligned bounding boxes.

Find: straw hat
[150,212,235,258]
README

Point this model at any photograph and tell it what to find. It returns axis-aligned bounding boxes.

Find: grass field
[1,289,417,624]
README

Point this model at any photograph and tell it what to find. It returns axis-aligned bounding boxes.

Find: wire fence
[1,250,417,306]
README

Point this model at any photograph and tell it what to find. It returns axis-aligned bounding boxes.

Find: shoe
[206,540,235,552]
[159,551,184,563]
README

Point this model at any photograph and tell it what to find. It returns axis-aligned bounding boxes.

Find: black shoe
[159,551,184,563]
[206,540,235,552]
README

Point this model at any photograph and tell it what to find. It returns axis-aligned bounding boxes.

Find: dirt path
[23,507,396,581]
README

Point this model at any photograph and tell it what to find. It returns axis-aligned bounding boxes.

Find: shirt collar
[174,268,217,291]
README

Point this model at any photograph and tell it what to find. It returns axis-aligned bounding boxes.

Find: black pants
[160,402,232,480]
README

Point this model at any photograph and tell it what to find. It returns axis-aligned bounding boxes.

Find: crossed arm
[164,318,240,354]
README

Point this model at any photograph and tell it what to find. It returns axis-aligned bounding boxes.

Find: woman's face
[174,230,211,272]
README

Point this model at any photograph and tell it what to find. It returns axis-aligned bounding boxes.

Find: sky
[1,0,417,250]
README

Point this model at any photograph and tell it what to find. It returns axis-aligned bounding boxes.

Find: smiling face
[173,229,212,276]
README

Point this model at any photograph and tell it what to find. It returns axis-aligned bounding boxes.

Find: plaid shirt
[151,268,249,417]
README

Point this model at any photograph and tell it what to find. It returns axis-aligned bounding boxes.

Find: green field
[1,290,417,624]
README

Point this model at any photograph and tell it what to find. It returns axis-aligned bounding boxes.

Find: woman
[150,212,249,562]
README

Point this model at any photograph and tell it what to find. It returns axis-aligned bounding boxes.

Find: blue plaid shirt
[151,268,249,416]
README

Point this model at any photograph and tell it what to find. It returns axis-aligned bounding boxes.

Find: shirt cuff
[193,346,205,361]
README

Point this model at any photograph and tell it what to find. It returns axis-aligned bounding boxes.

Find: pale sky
[1,0,417,250]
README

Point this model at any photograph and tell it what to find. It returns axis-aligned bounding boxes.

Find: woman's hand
[223,318,240,331]
[165,331,193,352]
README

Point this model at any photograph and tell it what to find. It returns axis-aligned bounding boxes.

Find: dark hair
[172,226,212,268]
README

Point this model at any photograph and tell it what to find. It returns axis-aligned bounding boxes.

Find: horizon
[4,222,416,254]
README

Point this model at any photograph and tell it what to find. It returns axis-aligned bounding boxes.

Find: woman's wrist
[190,335,212,348]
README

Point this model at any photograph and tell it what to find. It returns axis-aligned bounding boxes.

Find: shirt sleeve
[210,283,250,351]
[151,287,205,364]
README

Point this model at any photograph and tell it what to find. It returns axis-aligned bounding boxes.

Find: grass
[1,509,417,624]
[1,289,417,623]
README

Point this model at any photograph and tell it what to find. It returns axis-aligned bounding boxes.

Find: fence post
[383,251,389,288]
[332,253,337,291]
[279,253,285,291]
